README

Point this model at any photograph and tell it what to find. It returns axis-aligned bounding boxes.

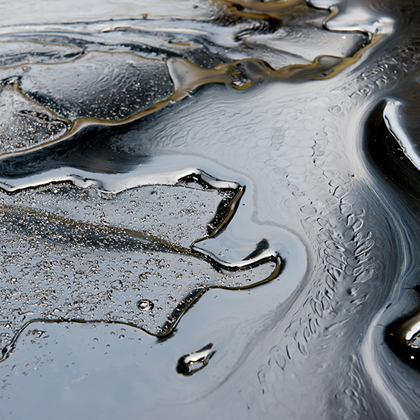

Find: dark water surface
[1,0,420,418]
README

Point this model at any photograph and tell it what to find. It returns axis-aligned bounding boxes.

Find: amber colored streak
[0,174,278,274]
[0,182,279,350]
[0,0,382,161]
[0,3,379,159]
[7,78,70,126]
[0,26,380,165]
[0,202,195,254]
[212,0,305,21]
[168,30,381,90]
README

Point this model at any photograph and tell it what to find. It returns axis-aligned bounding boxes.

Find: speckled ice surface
[1,1,420,419]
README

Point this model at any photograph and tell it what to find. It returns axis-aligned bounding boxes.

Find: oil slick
[0,0,381,159]
[2,0,420,419]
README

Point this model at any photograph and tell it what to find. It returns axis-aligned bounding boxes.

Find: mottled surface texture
[1,0,420,419]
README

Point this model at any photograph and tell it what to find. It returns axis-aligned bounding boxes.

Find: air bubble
[137,299,154,311]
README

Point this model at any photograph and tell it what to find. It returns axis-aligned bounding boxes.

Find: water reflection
[1,0,420,418]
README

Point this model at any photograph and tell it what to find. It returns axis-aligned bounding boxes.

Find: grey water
[1,0,420,419]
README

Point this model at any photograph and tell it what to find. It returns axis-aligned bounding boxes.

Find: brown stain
[0,0,382,160]
[212,0,305,22]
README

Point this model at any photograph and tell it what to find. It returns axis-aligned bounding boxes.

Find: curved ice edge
[0,154,308,356]
[358,99,416,420]
[308,0,394,40]
[362,310,410,420]
[383,100,420,173]
[0,154,293,274]
[0,163,238,194]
